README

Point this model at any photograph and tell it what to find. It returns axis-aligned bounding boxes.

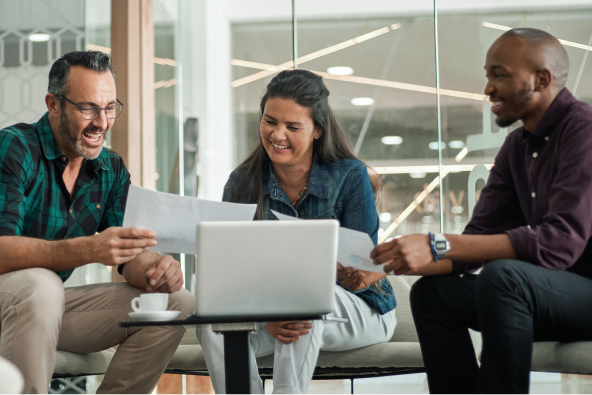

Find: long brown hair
[229,69,380,218]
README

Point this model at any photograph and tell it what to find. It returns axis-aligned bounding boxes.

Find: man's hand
[145,255,184,293]
[91,227,156,266]
[337,263,369,291]
[265,321,312,344]
[371,234,434,275]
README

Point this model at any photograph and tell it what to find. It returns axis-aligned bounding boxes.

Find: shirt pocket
[75,202,106,235]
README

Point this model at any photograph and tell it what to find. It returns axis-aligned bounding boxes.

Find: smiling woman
[196,69,398,394]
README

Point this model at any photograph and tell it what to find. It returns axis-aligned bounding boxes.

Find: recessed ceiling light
[448,140,465,149]
[381,136,403,145]
[410,172,427,178]
[429,142,446,150]
[379,212,392,223]
[351,97,374,106]
[327,66,354,75]
[28,33,51,42]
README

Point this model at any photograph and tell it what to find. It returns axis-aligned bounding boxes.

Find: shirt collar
[529,88,577,139]
[36,112,108,172]
[264,154,329,199]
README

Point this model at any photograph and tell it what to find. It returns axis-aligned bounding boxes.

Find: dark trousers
[410,260,592,394]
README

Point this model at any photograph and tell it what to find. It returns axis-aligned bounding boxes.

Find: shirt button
[69,209,73,214]
[61,156,66,161]
[533,152,538,158]
[545,136,549,141]
[96,204,101,209]
[531,192,536,198]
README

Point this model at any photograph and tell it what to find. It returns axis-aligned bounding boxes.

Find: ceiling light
[448,140,465,149]
[429,142,446,150]
[231,26,392,88]
[28,33,51,42]
[455,147,469,162]
[482,21,592,51]
[410,172,427,178]
[231,60,487,102]
[351,97,374,106]
[381,136,403,145]
[379,212,392,222]
[327,66,353,75]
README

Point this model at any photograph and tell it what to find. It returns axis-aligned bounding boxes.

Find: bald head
[484,28,571,130]
[498,28,570,87]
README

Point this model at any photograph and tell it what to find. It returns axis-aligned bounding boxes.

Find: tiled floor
[260,373,592,394]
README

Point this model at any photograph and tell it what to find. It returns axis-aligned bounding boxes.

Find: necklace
[292,185,308,207]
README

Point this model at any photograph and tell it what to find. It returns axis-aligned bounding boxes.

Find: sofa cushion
[53,348,115,377]
[531,342,592,375]
[166,342,424,374]
[387,275,419,343]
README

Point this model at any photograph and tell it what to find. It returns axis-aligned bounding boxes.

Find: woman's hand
[265,321,312,344]
[337,263,367,291]
[337,263,388,291]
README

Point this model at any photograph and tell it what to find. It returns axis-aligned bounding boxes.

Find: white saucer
[128,311,181,322]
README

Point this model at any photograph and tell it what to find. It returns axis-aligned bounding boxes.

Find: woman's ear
[314,128,322,140]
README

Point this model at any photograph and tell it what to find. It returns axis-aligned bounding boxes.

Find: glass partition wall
[435,5,592,235]
[227,0,592,244]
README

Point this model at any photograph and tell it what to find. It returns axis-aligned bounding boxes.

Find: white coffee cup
[132,293,168,313]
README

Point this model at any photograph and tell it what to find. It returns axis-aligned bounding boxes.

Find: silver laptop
[194,220,339,318]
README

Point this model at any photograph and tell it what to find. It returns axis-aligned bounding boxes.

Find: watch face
[435,241,447,249]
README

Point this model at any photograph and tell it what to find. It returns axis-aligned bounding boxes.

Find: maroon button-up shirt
[455,88,592,279]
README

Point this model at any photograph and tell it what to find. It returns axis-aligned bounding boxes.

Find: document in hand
[270,210,389,274]
[123,185,257,254]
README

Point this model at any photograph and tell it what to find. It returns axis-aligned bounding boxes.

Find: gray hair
[48,51,116,106]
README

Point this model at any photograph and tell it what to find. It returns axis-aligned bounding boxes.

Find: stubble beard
[58,109,105,160]
[494,81,534,128]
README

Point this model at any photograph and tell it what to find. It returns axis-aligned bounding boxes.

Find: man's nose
[92,110,109,130]
[484,80,495,96]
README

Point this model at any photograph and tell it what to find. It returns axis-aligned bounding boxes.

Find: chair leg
[262,379,265,393]
[351,378,354,394]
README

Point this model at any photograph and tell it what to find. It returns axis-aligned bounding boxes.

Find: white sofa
[53,276,592,382]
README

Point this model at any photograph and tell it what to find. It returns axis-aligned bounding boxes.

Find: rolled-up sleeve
[0,132,32,237]
[505,119,592,270]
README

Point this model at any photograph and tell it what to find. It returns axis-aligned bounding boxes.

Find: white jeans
[196,285,397,394]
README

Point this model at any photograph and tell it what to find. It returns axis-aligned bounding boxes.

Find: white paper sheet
[270,210,388,273]
[123,185,257,254]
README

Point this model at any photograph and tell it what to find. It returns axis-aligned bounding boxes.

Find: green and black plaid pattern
[0,113,130,282]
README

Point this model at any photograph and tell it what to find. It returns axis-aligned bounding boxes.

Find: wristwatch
[432,232,450,260]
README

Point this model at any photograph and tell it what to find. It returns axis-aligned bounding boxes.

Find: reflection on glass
[231,3,294,163]
[436,6,592,234]
[295,13,439,240]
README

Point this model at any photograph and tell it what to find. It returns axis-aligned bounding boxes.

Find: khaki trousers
[0,268,194,394]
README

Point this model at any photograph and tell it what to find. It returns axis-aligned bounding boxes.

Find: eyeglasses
[58,95,124,120]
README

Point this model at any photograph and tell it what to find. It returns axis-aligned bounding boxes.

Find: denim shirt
[222,157,397,315]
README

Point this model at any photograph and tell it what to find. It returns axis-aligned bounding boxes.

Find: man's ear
[535,69,552,92]
[45,93,60,114]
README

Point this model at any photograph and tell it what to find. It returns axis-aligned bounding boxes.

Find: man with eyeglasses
[0,51,194,393]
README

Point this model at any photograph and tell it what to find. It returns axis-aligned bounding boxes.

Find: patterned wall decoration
[0,0,85,128]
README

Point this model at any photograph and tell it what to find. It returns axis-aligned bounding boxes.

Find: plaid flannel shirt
[0,113,130,282]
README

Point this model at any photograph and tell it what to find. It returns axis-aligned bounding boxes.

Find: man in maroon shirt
[371,28,592,393]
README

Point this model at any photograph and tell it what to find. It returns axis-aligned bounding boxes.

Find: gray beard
[58,110,103,160]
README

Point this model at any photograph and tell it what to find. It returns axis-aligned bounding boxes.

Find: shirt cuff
[505,227,533,265]
[452,260,483,275]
